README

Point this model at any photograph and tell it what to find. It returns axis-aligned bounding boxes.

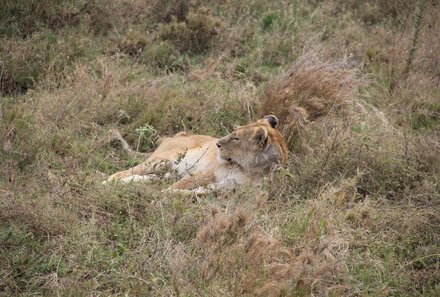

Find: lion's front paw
[192,186,210,196]
[163,187,193,196]
[121,175,157,183]
[164,186,210,197]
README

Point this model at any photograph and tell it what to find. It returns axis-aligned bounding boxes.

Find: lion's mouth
[225,157,240,167]
[221,154,234,163]
[217,151,235,164]
[217,149,240,166]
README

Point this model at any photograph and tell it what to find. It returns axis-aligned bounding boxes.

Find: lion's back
[154,133,218,156]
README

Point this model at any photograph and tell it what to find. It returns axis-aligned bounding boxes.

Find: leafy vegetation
[1,0,439,296]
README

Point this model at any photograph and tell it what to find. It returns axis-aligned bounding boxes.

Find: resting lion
[104,115,288,194]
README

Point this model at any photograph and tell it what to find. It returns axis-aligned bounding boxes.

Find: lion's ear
[254,127,268,147]
[263,115,279,128]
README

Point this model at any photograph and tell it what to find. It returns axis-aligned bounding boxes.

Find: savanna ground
[1,0,439,296]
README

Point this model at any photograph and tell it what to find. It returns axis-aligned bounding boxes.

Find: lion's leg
[166,175,211,197]
[168,176,246,196]
[168,172,214,191]
[104,134,211,185]
[105,159,172,183]
[121,174,161,183]
[104,163,149,183]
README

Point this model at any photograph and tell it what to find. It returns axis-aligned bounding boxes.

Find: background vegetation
[1,0,439,295]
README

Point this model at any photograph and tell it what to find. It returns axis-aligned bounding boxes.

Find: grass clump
[141,41,183,71]
[261,11,280,30]
[261,50,364,147]
[0,0,84,37]
[159,7,222,54]
[149,0,189,23]
[117,31,149,57]
[0,31,95,93]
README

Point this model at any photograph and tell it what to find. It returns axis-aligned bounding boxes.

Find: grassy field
[1,0,439,296]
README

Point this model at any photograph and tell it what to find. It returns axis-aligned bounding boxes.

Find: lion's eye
[233,137,240,141]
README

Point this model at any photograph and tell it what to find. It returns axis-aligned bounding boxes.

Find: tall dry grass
[261,50,365,147]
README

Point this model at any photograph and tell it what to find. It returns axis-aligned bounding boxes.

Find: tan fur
[104,116,288,193]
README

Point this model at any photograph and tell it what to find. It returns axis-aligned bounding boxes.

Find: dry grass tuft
[0,193,74,236]
[197,208,249,244]
[261,50,364,147]
[340,0,417,25]
[194,195,351,296]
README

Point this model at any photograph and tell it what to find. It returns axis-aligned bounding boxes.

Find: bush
[261,11,279,30]
[159,8,222,54]
[117,31,149,57]
[141,41,183,71]
[149,0,189,23]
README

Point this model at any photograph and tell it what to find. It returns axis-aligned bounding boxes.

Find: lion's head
[216,115,288,173]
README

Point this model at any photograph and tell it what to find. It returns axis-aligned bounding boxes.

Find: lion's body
[105,116,288,193]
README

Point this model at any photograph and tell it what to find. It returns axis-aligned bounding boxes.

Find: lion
[104,115,288,194]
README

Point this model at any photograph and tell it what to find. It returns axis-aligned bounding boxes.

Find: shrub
[261,11,279,30]
[149,0,189,23]
[141,41,183,71]
[159,8,222,54]
[117,31,149,57]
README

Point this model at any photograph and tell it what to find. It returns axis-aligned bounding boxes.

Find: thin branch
[403,0,426,76]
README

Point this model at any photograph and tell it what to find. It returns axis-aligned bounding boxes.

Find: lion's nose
[216,142,221,148]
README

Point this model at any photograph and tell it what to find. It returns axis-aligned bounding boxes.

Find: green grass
[1,0,439,296]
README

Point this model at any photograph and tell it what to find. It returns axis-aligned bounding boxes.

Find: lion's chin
[217,152,233,164]
[217,155,228,164]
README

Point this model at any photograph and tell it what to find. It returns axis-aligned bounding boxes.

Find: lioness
[104,115,288,194]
